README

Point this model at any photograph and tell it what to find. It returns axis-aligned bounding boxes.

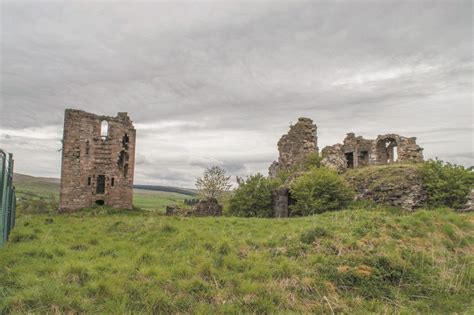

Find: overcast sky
[0,0,472,188]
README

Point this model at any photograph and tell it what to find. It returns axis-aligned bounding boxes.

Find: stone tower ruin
[59,109,136,212]
[268,117,318,178]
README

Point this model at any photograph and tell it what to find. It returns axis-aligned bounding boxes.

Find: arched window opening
[376,138,398,165]
[100,120,109,140]
[111,177,115,187]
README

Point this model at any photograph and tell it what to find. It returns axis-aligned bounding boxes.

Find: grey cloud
[1,0,472,186]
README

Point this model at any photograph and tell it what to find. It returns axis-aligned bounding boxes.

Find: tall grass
[1,207,472,314]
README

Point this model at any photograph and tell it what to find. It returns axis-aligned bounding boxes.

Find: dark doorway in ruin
[359,151,369,166]
[376,138,398,164]
[96,175,105,194]
[345,152,354,169]
[95,199,104,206]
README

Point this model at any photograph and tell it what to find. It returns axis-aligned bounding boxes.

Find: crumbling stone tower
[59,109,136,212]
[269,117,318,178]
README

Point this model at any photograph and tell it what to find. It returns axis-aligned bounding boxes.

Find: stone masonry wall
[345,165,427,210]
[59,109,136,212]
[268,117,318,178]
[322,132,423,172]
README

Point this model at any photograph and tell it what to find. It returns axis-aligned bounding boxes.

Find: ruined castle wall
[59,109,136,212]
[322,132,423,172]
[321,144,346,173]
[268,117,318,177]
[373,134,423,165]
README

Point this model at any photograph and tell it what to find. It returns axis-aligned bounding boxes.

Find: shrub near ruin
[421,159,474,209]
[289,167,354,216]
[229,174,280,217]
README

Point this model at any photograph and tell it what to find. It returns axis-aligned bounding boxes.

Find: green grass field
[1,174,473,314]
[133,189,189,212]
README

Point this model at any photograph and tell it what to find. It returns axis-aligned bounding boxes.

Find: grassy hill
[13,173,60,200]
[2,172,473,313]
[1,206,472,314]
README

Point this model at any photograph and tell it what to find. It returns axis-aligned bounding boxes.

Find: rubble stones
[165,205,180,216]
[59,109,136,212]
[192,198,222,216]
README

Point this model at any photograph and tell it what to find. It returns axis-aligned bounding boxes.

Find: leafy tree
[195,166,232,200]
[421,159,474,209]
[229,174,280,217]
[290,167,354,216]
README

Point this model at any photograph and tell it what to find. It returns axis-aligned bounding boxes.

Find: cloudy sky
[0,0,472,188]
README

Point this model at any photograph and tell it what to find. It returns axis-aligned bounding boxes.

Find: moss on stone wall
[344,164,426,210]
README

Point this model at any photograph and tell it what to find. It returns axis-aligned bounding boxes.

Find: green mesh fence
[0,149,16,246]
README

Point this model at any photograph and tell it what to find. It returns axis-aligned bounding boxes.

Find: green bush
[290,167,354,216]
[229,174,280,217]
[275,153,322,183]
[302,152,322,170]
[421,159,474,209]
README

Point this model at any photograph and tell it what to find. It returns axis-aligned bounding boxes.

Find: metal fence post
[0,150,7,246]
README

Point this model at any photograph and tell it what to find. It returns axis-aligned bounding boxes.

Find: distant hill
[13,173,60,199]
[134,185,197,196]
[13,173,196,197]
[13,173,60,185]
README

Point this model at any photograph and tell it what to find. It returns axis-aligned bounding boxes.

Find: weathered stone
[59,109,136,212]
[268,117,318,178]
[192,198,222,216]
[271,187,289,217]
[322,132,423,172]
[165,205,179,215]
[345,165,427,210]
[321,144,346,173]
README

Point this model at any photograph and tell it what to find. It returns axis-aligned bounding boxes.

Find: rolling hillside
[13,173,194,212]
[1,206,473,313]
[4,172,473,313]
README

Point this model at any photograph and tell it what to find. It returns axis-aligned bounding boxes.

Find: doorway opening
[345,152,354,169]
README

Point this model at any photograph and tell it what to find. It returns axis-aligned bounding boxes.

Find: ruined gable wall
[59,109,136,212]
